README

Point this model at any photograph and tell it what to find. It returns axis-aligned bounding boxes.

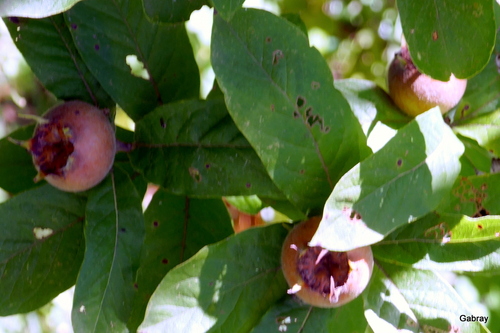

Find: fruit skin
[28,101,116,192]
[281,217,373,308]
[387,47,467,117]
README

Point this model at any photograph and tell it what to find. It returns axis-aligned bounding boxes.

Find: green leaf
[66,0,200,121]
[129,98,284,198]
[452,51,500,123]
[374,212,500,272]
[4,15,114,108]
[251,296,367,333]
[458,136,492,176]
[212,0,244,20]
[212,8,369,213]
[127,190,233,331]
[0,184,86,315]
[310,109,464,251]
[363,267,419,332]
[0,125,39,194]
[0,0,81,18]
[453,109,500,157]
[139,223,288,332]
[142,0,208,23]
[373,264,490,332]
[224,195,263,215]
[71,167,145,332]
[397,0,495,80]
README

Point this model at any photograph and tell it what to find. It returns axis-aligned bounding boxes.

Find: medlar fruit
[387,46,467,117]
[281,217,373,307]
[12,101,116,192]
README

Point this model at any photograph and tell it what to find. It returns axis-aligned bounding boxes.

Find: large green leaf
[127,190,234,331]
[0,125,39,194]
[130,98,284,198]
[0,0,81,18]
[371,264,489,333]
[139,223,288,332]
[397,0,495,80]
[71,167,145,333]
[374,213,500,273]
[212,8,369,213]
[251,296,367,333]
[310,109,464,251]
[142,0,208,23]
[4,15,114,108]
[65,0,200,121]
[0,184,86,315]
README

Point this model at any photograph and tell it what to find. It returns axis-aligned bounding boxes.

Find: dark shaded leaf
[142,0,208,23]
[0,184,86,315]
[130,98,284,198]
[4,15,114,108]
[71,167,145,332]
[66,0,200,120]
[127,190,233,331]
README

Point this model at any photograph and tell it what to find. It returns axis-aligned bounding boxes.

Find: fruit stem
[7,137,31,150]
[16,113,49,124]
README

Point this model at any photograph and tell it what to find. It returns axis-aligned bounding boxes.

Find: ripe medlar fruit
[281,217,373,307]
[387,46,467,117]
[12,101,116,192]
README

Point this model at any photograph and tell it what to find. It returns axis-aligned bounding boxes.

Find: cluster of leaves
[0,0,500,332]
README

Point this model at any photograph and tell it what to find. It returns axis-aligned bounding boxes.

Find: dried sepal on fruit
[281,217,374,308]
[387,46,467,117]
[10,101,116,192]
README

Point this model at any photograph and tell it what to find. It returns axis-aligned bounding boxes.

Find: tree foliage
[1,0,500,332]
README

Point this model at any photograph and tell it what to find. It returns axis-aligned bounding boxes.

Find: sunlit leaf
[139,223,288,332]
[0,0,81,18]
[310,109,464,251]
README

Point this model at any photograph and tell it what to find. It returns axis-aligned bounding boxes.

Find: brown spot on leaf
[432,31,438,40]
[272,50,284,65]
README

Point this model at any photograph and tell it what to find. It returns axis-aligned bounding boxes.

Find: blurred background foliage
[0,0,498,332]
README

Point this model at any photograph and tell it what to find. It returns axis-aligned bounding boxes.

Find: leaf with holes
[211,8,369,213]
[71,167,144,332]
[310,109,464,251]
[251,296,367,333]
[130,98,284,198]
[65,0,200,120]
[437,173,500,217]
[0,0,81,18]
[3,15,114,108]
[0,184,86,315]
[369,263,489,333]
[398,0,495,80]
[127,189,233,332]
[374,212,500,273]
[138,223,288,333]
[142,0,208,23]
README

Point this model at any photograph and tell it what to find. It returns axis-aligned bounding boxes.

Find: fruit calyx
[292,245,350,303]
[30,121,74,181]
